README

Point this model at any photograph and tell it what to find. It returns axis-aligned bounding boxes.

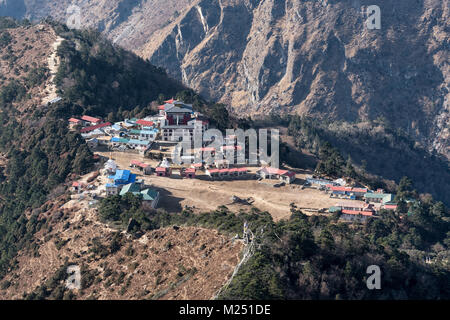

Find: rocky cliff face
[142,0,449,159]
[0,0,192,49]
[1,0,448,159]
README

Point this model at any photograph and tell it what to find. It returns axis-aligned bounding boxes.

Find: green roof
[119,183,141,196]
[364,193,394,203]
[364,193,385,199]
[329,206,342,213]
[141,189,159,201]
[130,129,141,134]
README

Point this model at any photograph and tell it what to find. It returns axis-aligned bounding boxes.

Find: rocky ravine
[2,0,448,158]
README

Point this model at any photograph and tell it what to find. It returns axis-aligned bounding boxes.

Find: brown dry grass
[0,24,56,112]
[0,195,243,300]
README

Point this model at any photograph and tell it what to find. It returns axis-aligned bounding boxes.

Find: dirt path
[42,36,65,105]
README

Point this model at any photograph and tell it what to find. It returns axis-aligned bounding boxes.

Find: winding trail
[42,36,65,105]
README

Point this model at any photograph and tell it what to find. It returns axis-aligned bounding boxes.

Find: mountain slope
[141,0,449,160]
[0,20,183,283]
[0,0,192,50]
[4,0,448,161]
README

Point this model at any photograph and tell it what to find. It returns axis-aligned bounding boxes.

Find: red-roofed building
[341,210,373,217]
[69,118,81,124]
[155,167,171,177]
[184,168,196,179]
[384,203,398,211]
[80,122,112,133]
[328,185,368,199]
[256,167,296,184]
[81,115,102,125]
[164,99,176,104]
[192,163,204,169]
[69,118,82,129]
[329,186,353,192]
[136,119,155,128]
[130,160,152,175]
[71,181,85,193]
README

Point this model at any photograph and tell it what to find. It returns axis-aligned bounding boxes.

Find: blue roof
[109,170,136,184]
[116,170,130,181]
[111,137,129,143]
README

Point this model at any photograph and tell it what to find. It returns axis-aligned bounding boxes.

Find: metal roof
[141,189,159,201]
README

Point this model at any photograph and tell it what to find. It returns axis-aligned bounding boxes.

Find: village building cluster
[306,176,400,221]
[68,100,402,222]
[68,99,298,210]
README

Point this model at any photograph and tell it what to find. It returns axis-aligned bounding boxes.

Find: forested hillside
[221,203,450,300]
[0,19,185,278]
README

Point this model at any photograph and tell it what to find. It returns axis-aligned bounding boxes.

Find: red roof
[193,163,203,168]
[164,99,176,104]
[185,168,196,174]
[72,181,80,187]
[342,210,373,216]
[384,204,398,210]
[81,115,102,123]
[131,160,149,168]
[80,122,111,133]
[200,147,215,152]
[136,119,154,126]
[69,118,81,123]
[156,167,168,172]
[329,185,368,193]
[352,188,368,193]
[330,186,353,192]
[158,105,166,110]
[208,168,248,175]
[259,167,295,177]
[283,171,296,177]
